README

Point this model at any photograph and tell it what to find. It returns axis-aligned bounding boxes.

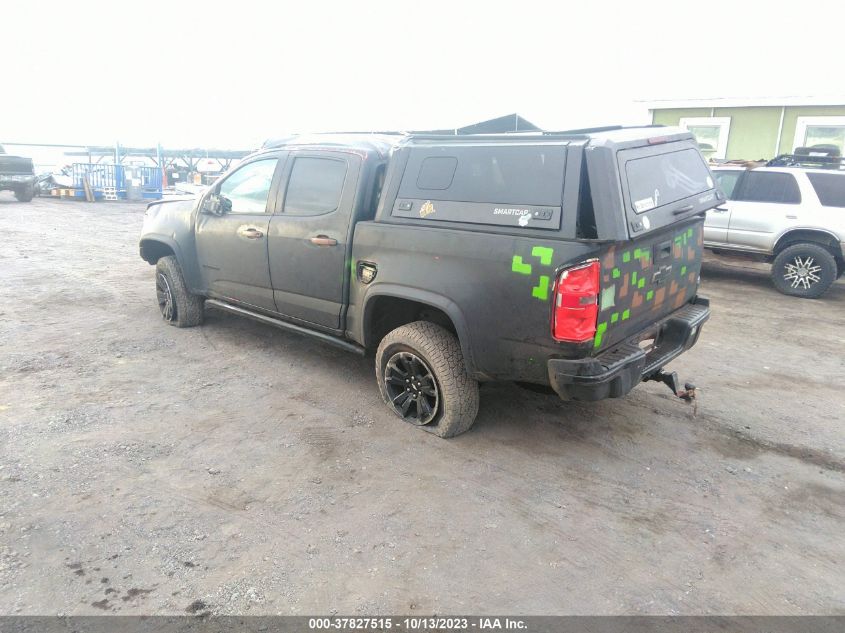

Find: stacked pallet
[51,189,78,198]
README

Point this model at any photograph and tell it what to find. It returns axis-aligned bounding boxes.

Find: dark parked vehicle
[0,145,37,202]
[139,128,719,437]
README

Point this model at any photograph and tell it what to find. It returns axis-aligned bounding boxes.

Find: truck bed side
[347,222,599,383]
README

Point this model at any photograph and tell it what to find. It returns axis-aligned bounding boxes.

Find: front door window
[218,158,278,214]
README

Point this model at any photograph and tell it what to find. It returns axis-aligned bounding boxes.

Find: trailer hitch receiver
[647,370,698,411]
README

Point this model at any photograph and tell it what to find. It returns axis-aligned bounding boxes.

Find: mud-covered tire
[771,243,837,299]
[376,321,479,438]
[155,256,204,327]
[14,187,34,202]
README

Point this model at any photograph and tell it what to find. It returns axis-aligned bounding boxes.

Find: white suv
[706,155,845,298]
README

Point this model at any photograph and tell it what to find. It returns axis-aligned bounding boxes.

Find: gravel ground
[0,193,843,615]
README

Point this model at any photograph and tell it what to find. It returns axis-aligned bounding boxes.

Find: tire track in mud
[693,411,845,474]
[614,389,845,474]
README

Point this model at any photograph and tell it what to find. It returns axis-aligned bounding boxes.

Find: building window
[679,117,731,160]
[793,116,845,156]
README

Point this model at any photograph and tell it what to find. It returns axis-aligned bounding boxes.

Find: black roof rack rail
[766,152,845,170]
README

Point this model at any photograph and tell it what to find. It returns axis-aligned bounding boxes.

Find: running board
[204,299,365,356]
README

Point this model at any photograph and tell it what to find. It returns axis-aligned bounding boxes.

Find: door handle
[712,206,730,213]
[237,227,264,239]
[672,204,695,215]
[309,235,337,247]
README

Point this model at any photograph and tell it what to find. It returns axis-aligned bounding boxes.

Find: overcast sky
[2,0,841,150]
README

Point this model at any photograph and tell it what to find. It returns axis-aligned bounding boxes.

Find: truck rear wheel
[155,256,204,327]
[376,321,479,438]
[771,243,837,298]
[14,187,34,202]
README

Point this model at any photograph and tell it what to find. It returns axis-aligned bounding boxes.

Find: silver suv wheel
[782,255,823,290]
[771,243,837,299]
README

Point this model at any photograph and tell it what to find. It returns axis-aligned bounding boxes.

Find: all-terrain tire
[14,187,34,202]
[771,243,837,299]
[155,256,204,327]
[376,321,479,438]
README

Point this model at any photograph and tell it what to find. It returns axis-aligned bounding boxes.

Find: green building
[647,97,845,161]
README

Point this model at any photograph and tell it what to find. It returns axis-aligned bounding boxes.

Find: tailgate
[593,217,703,353]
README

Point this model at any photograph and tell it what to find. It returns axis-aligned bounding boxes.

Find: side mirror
[201,193,232,215]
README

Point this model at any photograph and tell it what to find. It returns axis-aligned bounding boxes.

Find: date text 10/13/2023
[308,617,528,631]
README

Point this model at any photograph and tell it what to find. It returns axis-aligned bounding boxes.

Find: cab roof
[262,134,402,158]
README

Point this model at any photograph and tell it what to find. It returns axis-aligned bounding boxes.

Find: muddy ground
[1,194,843,615]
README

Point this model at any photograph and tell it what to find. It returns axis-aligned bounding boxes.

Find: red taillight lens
[552,261,600,342]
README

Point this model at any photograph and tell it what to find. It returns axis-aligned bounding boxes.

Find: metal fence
[71,163,162,199]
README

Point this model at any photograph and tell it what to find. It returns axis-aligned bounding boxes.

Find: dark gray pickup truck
[0,145,37,202]
[140,128,720,437]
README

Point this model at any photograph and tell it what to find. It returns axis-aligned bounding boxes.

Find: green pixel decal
[532,275,550,300]
[531,246,554,266]
[511,247,555,301]
[593,224,703,352]
[600,286,616,311]
[511,255,532,275]
[593,322,608,349]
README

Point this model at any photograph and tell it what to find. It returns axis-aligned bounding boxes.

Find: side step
[204,299,365,356]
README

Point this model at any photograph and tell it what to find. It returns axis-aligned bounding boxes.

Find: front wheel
[155,256,204,327]
[376,321,479,438]
[771,243,837,298]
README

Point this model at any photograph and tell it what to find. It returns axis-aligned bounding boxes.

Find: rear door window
[625,148,713,213]
[283,157,347,216]
[735,172,801,204]
[807,172,845,208]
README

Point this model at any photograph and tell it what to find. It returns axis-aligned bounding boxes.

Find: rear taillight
[552,260,600,342]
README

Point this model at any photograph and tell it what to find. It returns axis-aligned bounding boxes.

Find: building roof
[422,113,540,135]
[642,95,845,110]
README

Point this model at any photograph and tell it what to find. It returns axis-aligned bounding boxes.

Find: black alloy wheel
[156,272,176,322]
[383,351,440,425]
